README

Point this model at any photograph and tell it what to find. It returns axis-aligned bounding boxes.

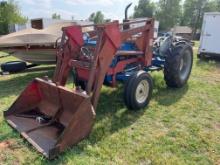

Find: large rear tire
[164,44,193,88]
[124,71,153,110]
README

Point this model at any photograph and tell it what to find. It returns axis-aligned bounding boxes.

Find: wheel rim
[135,80,149,104]
[179,49,192,81]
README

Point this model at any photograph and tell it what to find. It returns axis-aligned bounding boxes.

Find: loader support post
[53,26,84,86]
[88,22,121,109]
[144,19,154,66]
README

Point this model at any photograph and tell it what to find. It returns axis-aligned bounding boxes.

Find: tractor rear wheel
[124,71,153,110]
[164,44,193,88]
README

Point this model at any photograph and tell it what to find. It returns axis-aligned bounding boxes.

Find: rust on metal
[4,19,154,159]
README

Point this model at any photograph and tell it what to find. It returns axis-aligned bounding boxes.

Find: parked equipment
[0,22,93,65]
[198,12,220,58]
[4,18,193,159]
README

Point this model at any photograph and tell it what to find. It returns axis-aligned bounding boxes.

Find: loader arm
[53,19,154,109]
[4,19,155,159]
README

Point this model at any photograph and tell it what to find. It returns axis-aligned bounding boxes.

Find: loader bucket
[4,78,95,159]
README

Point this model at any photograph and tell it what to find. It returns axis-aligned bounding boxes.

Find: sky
[17,0,141,21]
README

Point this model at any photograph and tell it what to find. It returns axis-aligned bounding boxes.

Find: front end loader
[4,18,193,159]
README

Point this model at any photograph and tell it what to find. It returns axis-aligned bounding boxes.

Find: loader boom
[53,19,154,109]
[4,19,155,159]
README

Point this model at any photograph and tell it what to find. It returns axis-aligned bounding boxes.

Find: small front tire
[124,71,153,110]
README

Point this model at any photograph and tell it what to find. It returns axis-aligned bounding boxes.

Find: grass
[193,41,200,48]
[0,49,220,165]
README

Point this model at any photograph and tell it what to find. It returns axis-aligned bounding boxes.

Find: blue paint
[103,54,166,85]
[83,35,166,85]
[119,42,138,51]
[84,39,138,51]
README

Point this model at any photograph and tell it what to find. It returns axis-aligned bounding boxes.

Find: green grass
[0,52,16,64]
[0,49,220,165]
[193,41,200,48]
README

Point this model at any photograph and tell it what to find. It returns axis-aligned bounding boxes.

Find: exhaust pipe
[125,3,132,20]
[123,3,133,30]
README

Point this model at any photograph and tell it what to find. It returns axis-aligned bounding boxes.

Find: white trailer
[198,12,220,58]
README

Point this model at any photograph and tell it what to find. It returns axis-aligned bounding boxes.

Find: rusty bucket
[4,78,95,159]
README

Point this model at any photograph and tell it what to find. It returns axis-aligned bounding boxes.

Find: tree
[181,0,220,38]
[133,0,155,18]
[217,0,220,9]
[89,11,105,24]
[105,19,111,23]
[52,13,61,19]
[0,0,26,35]
[155,0,182,30]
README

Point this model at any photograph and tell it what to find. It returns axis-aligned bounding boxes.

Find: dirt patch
[213,123,220,131]
[0,140,26,165]
[195,74,220,84]
[0,140,16,150]
[0,140,20,164]
[139,159,152,165]
[215,159,220,165]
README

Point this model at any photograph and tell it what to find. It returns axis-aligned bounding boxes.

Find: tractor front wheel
[124,71,153,110]
[164,44,193,88]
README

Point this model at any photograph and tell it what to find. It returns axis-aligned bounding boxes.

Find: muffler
[4,78,95,159]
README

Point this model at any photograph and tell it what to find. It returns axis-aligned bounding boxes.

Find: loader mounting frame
[4,19,155,159]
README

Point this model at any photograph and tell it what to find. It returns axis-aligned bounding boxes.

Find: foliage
[133,0,220,32]
[155,0,182,30]
[0,0,26,35]
[133,0,155,18]
[105,19,111,23]
[181,0,220,37]
[89,11,105,24]
[52,13,61,20]
[133,0,182,30]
